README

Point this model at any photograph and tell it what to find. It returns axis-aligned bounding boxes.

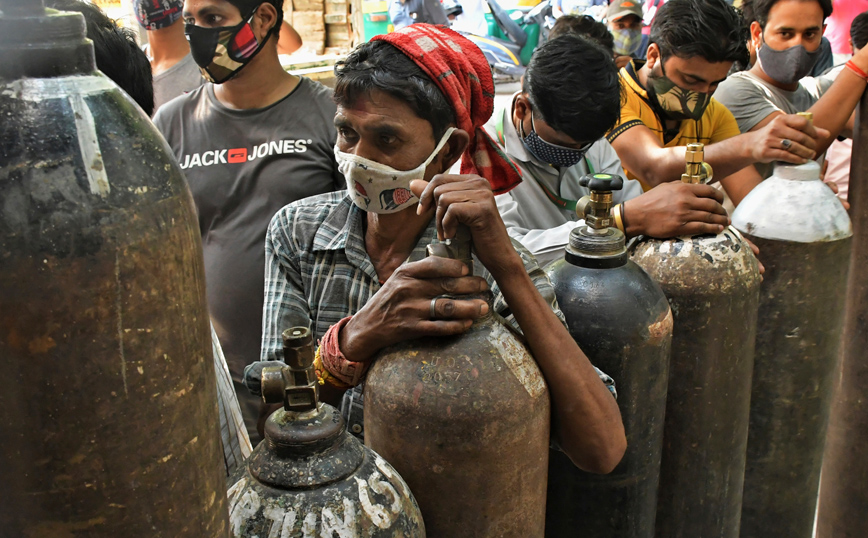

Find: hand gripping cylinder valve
[732,113,853,538]
[630,144,762,538]
[364,228,551,538]
[546,173,673,538]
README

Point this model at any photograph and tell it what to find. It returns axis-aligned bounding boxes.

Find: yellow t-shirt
[607,60,741,190]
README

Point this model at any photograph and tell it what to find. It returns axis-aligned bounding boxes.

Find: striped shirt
[261,191,615,437]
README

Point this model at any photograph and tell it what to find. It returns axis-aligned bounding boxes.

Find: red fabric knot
[372,24,523,194]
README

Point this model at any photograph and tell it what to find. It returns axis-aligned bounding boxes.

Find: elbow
[585,433,627,475]
[563,426,627,475]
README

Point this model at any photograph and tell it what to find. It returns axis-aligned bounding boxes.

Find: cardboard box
[324,0,349,14]
[292,10,325,33]
[324,13,348,24]
[293,0,325,12]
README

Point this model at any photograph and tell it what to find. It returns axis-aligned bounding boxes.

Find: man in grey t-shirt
[154,0,342,443]
[714,0,868,178]
[135,0,204,112]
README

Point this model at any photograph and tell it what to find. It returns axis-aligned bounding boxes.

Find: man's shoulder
[154,84,209,118]
[152,84,209,133]
[270,191,351,249]
[715,71,772,102]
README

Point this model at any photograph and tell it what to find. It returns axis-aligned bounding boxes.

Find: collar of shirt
[311,194,438,281]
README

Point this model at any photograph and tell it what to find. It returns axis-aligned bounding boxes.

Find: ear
[253,2,279,41]
[439,129,471,172]
[750,21,763,49]
[646,43,660,68]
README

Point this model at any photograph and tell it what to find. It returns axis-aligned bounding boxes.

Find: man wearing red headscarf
[255,24,626,473]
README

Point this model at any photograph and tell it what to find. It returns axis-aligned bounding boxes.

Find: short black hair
[650,0,749,65]
[754,0,832,28]
[48,0,155,116]
[227,0,284,31]
[549,15,615,53]
[852,11,868,51]
[333,40,456,140]
[741,0,756,25]
[523,34,621,143]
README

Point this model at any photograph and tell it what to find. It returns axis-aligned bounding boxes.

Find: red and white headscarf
[372,24,523,194]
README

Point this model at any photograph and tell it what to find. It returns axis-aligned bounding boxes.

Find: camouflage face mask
[185,5,271,84]
[646,61,712,122]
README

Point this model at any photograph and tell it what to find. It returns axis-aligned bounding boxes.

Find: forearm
[810,69,868,153]
[718,166,762,207]
[490,260,626,473]
[702,132,763,179]
[631,147,686,188]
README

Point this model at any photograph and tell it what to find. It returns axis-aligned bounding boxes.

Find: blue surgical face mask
[520,114,591,168]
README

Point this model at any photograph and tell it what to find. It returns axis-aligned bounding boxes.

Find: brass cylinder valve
[261,327,319,412]
[575,173,624,231]
[681,143,713,184]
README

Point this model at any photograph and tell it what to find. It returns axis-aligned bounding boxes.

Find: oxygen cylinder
[545,173,672,538]
[731,113,852,538]
[364,230,551,537]
[228,328,425,537]
[0,1,228,536]
[816,92,868,538]
[630,144,761,538]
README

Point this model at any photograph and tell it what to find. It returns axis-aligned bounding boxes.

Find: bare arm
[414,175,626,474]
[611,117,823,190]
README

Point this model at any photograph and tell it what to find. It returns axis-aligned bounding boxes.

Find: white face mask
[336,128,456,214]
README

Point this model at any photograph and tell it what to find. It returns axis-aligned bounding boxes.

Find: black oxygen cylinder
[630,144,762,538]
[0,2,229,536]
[732,113,852,538]
[545,173,672,538]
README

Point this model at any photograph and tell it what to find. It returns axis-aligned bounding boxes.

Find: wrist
[337,316,375,364]
[621,199,644,238]
[849,52,868,75]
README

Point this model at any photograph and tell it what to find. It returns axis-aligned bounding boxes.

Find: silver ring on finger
[429,298,438,320]
[781,138,792,149]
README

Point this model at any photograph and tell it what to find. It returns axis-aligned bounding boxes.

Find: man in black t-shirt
[154,0,341,444]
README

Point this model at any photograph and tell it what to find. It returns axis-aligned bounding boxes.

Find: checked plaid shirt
[260,191,615,438]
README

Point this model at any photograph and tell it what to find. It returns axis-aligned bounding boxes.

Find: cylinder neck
[0,2,96,79]
[772,160,822,182]
[565,226,628,268]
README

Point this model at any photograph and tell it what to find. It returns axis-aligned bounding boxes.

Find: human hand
[615,55,632,69]
[411,174,523,278]
[339,256,490,363]
[850,43,868,74]
[825,180,850,210]
[751,114,830,164]
[740,236,765,276]
[623,182,730,239]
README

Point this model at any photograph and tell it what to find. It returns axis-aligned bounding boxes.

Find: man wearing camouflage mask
[714,0,868,179]
[153,0,342,444]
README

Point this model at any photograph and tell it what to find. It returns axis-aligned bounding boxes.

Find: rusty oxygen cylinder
[364,228,551,537]
[816,91,868,538]
[0,1,229,536]
[228,328,425,537]
[545,173,672,538]
[731,112,852,538]
[630,143,761,538]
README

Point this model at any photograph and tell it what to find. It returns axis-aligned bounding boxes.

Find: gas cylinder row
[1,1,862,536]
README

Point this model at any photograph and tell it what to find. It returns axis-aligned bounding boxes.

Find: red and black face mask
[185,4,275,84]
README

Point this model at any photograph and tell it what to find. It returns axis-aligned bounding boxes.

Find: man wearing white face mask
[153,0,342,444]
[255,24,627,474]
[714,0,868,179]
